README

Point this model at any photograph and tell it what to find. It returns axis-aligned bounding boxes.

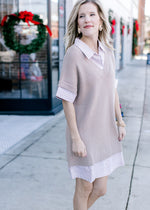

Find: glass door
[0,0,51,113]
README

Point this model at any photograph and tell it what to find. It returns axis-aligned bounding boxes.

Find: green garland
[108,9,116,35]
[120,18,125,35]
[132,20,139,55]
[108,9,113,24]
[2,12,47,54]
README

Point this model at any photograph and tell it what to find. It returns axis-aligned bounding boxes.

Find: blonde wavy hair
[64,0,113,51]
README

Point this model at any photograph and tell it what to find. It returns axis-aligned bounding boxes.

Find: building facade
[138,0,145,54]
[145,16,150,41]
[0,0,140,114]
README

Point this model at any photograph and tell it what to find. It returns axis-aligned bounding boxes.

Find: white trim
[56,87,76,103]
[69,152,125,183]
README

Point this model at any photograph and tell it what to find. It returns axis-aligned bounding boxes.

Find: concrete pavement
[0,115,55,154]
[0,56,150,210]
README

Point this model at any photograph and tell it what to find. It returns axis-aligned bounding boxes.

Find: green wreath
[1,11,50,54]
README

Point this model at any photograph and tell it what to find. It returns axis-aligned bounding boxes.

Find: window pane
[0,0,18,98]
[19,0,48,98]
[21,58,48,99]
[19,0,47,23]
[0,62,20,98]
[0,0,49,99]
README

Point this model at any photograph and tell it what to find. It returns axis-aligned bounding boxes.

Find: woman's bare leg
[87,176,108,209]
[73,178,93,210]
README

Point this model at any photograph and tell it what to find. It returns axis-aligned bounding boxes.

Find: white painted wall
[144,16,150,40]
[65,0,74,28]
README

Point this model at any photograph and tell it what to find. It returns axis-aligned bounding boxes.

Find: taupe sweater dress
[57,42,124,182]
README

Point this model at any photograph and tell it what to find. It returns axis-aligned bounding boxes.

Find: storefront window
[0,0,48,99]
[0,0,65,113]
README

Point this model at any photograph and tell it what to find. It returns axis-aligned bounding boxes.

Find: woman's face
[77,2,102,38]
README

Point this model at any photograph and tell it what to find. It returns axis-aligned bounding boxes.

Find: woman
[56,0,126,209]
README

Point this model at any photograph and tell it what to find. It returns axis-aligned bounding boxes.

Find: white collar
[75,38,105,59]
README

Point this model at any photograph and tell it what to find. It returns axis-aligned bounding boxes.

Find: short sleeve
[57,47,78,95]
[56,87,76,103]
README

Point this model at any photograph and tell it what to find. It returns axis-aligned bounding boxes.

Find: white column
[65,0,74,27]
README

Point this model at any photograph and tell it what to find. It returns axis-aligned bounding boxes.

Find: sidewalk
[0,115,55,154]
[0,57,150,210]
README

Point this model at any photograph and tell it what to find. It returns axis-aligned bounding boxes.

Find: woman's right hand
[72,138,87,157]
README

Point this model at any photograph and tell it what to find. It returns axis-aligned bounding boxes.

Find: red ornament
[135,20,139,31]
[111,25,115,34]
[134,48,138,55]
[122,25,125,35]
[112,19,116,26]
[135,24,139,31]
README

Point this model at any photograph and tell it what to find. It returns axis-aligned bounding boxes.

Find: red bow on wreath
[1,11,52,37]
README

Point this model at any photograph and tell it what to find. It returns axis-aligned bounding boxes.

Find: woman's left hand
[118,126,126,141]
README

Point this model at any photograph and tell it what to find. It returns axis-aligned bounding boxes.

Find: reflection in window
[19,0,47,23]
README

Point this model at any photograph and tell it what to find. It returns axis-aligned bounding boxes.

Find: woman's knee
[92,177,108,198]
[92,187,107,198]
[76,178,93,197]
